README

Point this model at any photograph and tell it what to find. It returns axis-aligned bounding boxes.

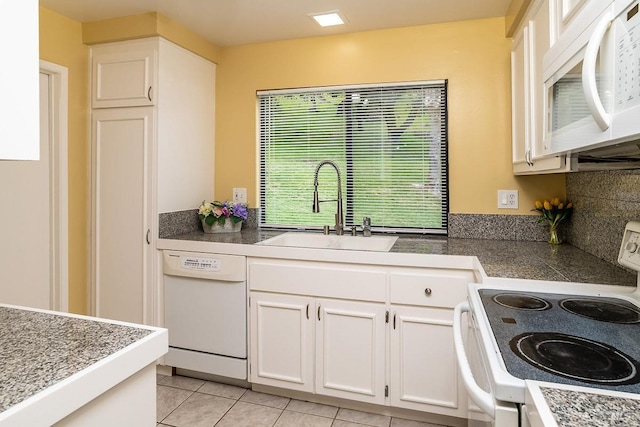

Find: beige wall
[215,17,565,214]
[39,7,89,314]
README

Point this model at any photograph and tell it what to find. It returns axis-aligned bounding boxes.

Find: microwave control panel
[615,2,640,110]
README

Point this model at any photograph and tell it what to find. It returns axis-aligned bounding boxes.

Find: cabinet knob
[425,288,432,296]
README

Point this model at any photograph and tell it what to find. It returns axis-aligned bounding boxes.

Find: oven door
[453,301,520,427]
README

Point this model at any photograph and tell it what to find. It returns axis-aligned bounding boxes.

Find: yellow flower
[543,200,552,210]
[558,203,564,209]
[551,197,560,206]
[566,202,572,209]
[534,200,543,209]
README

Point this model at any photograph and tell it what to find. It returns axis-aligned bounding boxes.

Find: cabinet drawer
[389,270,474,308]
[248,258,386,302]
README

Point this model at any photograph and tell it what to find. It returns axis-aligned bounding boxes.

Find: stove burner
[493,293,551,310]
[510,332,640,385]
[559,299,640,324]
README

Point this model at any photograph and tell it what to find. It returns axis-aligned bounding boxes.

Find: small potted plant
[532,197,573,244]
[198,200,248,233]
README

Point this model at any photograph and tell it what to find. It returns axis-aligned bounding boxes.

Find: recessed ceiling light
[309,11,346,27]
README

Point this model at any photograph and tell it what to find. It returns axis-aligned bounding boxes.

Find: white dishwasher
[163,250,247,379]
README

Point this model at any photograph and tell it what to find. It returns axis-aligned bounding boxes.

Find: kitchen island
[0,304,167,426]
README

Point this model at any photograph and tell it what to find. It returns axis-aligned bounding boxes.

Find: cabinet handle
[147,86,153,102]
[146,229,151,245]
[317,304,321,321]
[425,288,432,296]
[393,313,396,330]
[306,304,309,320]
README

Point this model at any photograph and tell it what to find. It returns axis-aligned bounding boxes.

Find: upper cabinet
[0,0,39,160]
[512,0,571,174]
[551,0,589,42]
[92,42,157,108]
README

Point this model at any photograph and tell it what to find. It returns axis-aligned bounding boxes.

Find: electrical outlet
[233,188,247,204]
[497,190,518,209]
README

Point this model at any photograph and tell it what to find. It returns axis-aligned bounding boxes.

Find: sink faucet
[312,160,344,235]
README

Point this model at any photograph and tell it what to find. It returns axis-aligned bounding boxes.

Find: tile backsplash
[566,169,640,267]
[450,170,640,269]
[159,208,259,238]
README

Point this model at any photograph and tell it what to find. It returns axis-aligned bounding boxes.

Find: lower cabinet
[250,292,314,393]
[248,257,476,418]
[389,306,462,417]
[315,299,386,405]
[250,292,387,404]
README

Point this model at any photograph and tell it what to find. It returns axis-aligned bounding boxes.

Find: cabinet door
[513,0,570,175]
[92,45,157,108]
[315,299,386,405]
[91,107,154,324]
[0,0,39,160]
[390,306,466,418]
[250,292,314,392]
[511,25,530,171]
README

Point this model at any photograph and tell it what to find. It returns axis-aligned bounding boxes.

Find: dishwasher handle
[453,301,496,418]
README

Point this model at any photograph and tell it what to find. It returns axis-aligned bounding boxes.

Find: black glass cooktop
[479,290,640,393]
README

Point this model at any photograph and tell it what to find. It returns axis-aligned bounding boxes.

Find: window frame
[258,80,449,234]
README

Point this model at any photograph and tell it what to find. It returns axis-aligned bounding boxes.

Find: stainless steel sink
[256,232,398,252]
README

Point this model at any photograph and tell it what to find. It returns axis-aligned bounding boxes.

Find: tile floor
[157,372,452,427]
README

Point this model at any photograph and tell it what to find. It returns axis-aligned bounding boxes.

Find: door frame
[40,60,69,312]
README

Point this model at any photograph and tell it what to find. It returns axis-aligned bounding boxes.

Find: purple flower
[231,203,248,220]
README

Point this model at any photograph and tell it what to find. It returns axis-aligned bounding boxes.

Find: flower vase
[548,226,561,245]
[202,219,243,234]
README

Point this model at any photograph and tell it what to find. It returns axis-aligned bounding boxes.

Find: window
[258,81,448,234]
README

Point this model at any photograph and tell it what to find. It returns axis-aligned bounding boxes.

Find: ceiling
[39,0,512,47]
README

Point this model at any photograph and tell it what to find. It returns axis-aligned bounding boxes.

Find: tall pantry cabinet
[90,37,215,325]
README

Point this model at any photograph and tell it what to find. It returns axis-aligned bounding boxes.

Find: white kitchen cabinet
[316,298,386,405]
[388,269,473,418]
[90,37,215,325]
[250,292,314,393]
[248,257,476,414]
[248,258,388,404]
[0,0,39,160]
[91,44,157,108]
[92,107,154,324]
[250,291,386,404]
[512,0,571,175]
[551,0,588,41]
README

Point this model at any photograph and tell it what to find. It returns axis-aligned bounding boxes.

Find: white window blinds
[258,81,448,234]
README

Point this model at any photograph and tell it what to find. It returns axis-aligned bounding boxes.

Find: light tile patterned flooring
[157,373,451,427]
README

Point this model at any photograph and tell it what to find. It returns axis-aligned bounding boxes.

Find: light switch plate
[233,188,247,204]
[497,190,518,209]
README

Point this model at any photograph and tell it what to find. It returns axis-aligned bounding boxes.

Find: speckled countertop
[526,381,640,427]
[162,229,637,286]
[0,306,153,415]
[541,387,640,426]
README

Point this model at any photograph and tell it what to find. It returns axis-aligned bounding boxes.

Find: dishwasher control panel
[182,256,221,271]
[163,250,246,281]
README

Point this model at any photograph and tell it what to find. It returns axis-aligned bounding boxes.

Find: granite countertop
[526,381,640,427]
[162,229,637,286]
[541,387,640,426]
[0,305,166,424]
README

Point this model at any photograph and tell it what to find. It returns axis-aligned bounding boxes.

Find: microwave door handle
[582,10,613,131]
[453,301,496,418]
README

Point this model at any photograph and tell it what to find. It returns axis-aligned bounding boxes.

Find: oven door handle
[453,301,496,418]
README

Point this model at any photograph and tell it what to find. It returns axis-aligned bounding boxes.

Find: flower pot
[202,219,243,234]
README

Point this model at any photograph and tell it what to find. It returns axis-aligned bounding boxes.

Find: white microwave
[543,0,640,156]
